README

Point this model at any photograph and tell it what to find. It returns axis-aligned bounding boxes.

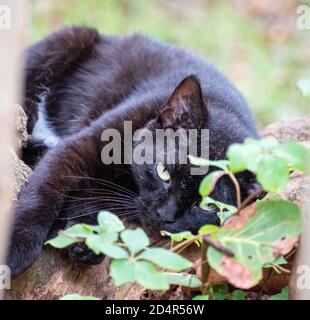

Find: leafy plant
[47,211,201,291]
[47,138,308,300]
[207,200,302,289]
[269,286,289,300]
[193,138,307,292]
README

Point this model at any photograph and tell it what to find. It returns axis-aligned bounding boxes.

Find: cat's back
[93,33,254,129]
[27,28,255,138]
[95,33,227,87]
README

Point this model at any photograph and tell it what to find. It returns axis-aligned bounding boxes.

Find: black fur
[8,26,259,277]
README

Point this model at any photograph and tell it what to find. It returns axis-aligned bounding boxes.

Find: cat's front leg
[61,219,105,266]
[7,128,103,277]
[68,243,105,266]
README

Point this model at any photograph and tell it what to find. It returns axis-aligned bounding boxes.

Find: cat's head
[131,75,260,236]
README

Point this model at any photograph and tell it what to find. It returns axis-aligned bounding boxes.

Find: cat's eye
[156,163,171,182]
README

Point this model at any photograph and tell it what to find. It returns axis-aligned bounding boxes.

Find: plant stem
[170,235,202,253]
[201,236,210,289]
[204,234,235,257]
[271,263,291,274]
[170,230,218,253]
[228,172,241,209]
[170,231,234,258]
[240,187,264,210]
[175,240,197,255]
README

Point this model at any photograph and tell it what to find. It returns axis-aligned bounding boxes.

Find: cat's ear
[158,75,204,129]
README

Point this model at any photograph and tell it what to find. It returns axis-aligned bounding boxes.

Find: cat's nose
[158,208,176,223]
[157,198,178,223]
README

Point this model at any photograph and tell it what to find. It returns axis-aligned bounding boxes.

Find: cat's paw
[7,211,47,278]
[7,232,45,278]
[68,243,105,265]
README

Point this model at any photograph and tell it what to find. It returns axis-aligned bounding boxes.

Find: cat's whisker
[60,187,134,195]
[60,199,137,213]
[58,196,138,216]
[59,200,103,212]
[59,194,135,204]
[63,189,135,200]
[124,213,141,222]
[55,176,137,197]
[60,199,130,212]
[93,179,138,198]
[57,206,140,220]
[66,174,138,198]
[77,168,135,190]
[54,188,135,203]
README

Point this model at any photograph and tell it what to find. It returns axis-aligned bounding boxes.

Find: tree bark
[0,0,28,299]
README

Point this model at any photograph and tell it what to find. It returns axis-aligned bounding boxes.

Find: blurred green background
[30,0,309,128]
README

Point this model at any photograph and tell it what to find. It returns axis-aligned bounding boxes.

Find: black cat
[8,26,259,277]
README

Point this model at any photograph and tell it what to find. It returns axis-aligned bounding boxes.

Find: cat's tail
[23,26,101,132]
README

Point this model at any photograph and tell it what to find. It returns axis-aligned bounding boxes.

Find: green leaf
[217,210,235,226]
[192,295,209,300]
[212,284,229,300]
[97,211,125,233]
[188,155,229,171]
[60,294,100,300]
[227,142,261,173]
[263,256,287,268]
[227,144,248,173]
[110,259,135,286]
[45,234,77,249]
[275,141,309,173]
[207,200,303,289]
[297,79,310,98]
[121,228,150,256]
[188,155,209,167]
[161,230,200,247]
[45,224,96,248]
[65,224,95,237]
[165,273,202,288]
[269,286,289,300]
[85,233,118,254]
[260,137,279,149]
[256,155,289,192]
[198,224,220,236]
[227,137,307,178]
[201,197,237,213]
[199,171,227,197]
[99,244,128,259]
[161,230,194,242]
[274,255,287,265]
[134,261,169,290]
[138,248,192,271]
[201,197,237,225]
[230,290,247,300]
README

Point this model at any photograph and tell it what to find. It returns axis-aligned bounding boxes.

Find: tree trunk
[0,0,28,299]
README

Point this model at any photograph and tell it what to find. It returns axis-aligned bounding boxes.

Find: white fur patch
[32,93,60,148]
